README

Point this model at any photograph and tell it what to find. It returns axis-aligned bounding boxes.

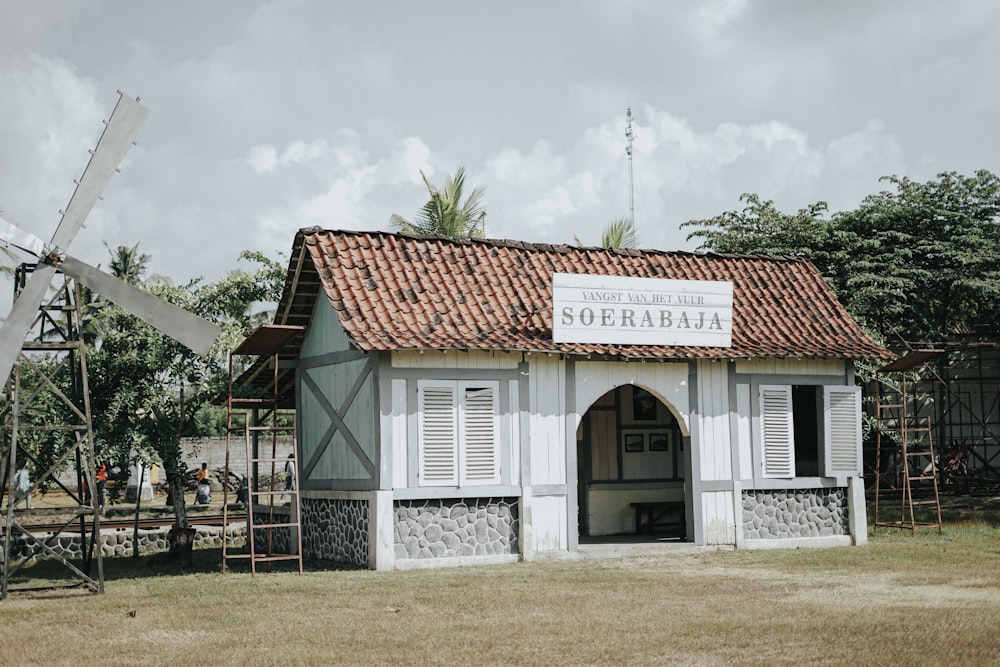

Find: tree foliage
[82,246,285,525]
[86,282,216,528]
[682,171,1000,344]
[577,217,640,249]
[390,167,487,238]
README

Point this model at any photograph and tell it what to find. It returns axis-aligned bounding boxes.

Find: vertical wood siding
[735,358,845,376]
[736,383,753,481]
[528,355,567,485]
[696,360,733,482]
[300,298,352,357]
[300,357,376,481]
[589,404,619,480]
[531,494,568,551]
[299,300,376,484]
[700,490,735,545]
[390,378,407,488]
[392,349,520,369]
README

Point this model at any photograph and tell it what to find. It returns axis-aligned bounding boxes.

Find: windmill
[0,91,221,597]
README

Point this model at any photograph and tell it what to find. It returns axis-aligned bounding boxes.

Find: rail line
[14,513,247,534]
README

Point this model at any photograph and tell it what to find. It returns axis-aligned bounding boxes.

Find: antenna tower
[625,106,635,229]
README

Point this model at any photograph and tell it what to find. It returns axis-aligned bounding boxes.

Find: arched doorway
[577,384,688,540]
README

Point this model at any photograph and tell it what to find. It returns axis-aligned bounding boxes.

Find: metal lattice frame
[1,267,103,599]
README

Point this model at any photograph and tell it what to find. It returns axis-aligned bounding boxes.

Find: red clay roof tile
[273,228,891,361]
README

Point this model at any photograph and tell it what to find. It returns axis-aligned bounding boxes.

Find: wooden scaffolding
[222,325,304,575]
[872,350,943,533]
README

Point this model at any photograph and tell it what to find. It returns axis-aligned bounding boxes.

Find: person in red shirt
[96,462,108,510]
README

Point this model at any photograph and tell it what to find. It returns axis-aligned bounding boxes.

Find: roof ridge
[297,227,812,264]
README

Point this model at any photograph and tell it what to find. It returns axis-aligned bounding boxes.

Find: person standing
[96,462,108,510]
[196,462,209,482]
[12,463,32,509]
[281,453,295,502]
[195,477,212,505]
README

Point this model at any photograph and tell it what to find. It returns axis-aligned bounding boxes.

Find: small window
[759,384,862,478]
[417,381,500,487]
[824,386,861,476]
[760,385,794,478]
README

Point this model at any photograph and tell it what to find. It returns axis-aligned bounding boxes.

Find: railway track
[14,513,247,534]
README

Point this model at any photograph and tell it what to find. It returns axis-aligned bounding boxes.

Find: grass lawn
[1,514,999,666]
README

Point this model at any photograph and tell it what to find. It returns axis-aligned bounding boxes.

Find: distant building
[248,228,890,569]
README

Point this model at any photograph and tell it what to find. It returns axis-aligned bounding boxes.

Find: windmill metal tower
[0,92,221,598]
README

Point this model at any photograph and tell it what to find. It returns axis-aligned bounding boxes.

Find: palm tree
[79,243,152,344]
[390,167,487,238]
[105,242,151,284]
[576,217,640,249]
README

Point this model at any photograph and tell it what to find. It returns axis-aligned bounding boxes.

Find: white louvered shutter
[760,385,795,478]
[460,386,499,485]
[824,386,862,476]
[419,383,458,486]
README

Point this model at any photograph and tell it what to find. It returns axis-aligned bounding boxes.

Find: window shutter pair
[418,382,499,486]
[758,385,861,478]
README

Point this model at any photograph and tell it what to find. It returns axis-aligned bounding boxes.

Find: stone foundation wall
[301,498,368,567]
[1,523,245,562]
[251,508,293,554]
[742,488,849,539]
[394,498,519,560]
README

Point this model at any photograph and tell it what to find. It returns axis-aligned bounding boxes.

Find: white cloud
[1,0,997,293]
[0,56,104,239]
[246,144,278,173]
[0,0,91,57]
[246,138,330,174]
[376,137,433,186]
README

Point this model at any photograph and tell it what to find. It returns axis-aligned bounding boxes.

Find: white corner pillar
[370,490,395,570]
[520,487,535,562]
[848,477,868,546]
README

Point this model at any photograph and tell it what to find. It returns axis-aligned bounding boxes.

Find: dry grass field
[0,505,998,666]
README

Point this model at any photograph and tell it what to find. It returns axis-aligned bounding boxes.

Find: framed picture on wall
[633,387,657,421]
[624,433,645,453]
[649,432,669,452]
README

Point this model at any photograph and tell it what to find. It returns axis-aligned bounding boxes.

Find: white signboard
[552,273,734,347]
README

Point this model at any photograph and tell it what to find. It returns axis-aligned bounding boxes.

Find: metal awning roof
[877,349,944,373]
[225,325,306,409]
[232,324,304,356]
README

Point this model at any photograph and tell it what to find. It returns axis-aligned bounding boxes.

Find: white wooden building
[245,229,891,569]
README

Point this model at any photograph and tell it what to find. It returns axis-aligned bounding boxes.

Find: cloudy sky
[1,0,999,296]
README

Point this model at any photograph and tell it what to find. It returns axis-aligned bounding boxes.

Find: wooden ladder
[221,342,304,575]
[874,402,942,533]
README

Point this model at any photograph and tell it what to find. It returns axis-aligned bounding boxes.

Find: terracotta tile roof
[271,228,892,361]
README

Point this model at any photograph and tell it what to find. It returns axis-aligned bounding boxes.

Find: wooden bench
[630,501,686,536]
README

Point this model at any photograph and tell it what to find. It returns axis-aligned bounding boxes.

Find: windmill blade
[49,93,149,252]
[0,216,46,258]
[0,264,58,387]
[60,256,220,356]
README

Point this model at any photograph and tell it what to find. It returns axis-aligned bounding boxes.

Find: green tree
[390,167,487,238]
[682,193,834,262]
[681,171,1000,344]
[832,171,1000,342]
[86,281,219,560]
[82,248,286,562]
[187,250,288,435]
